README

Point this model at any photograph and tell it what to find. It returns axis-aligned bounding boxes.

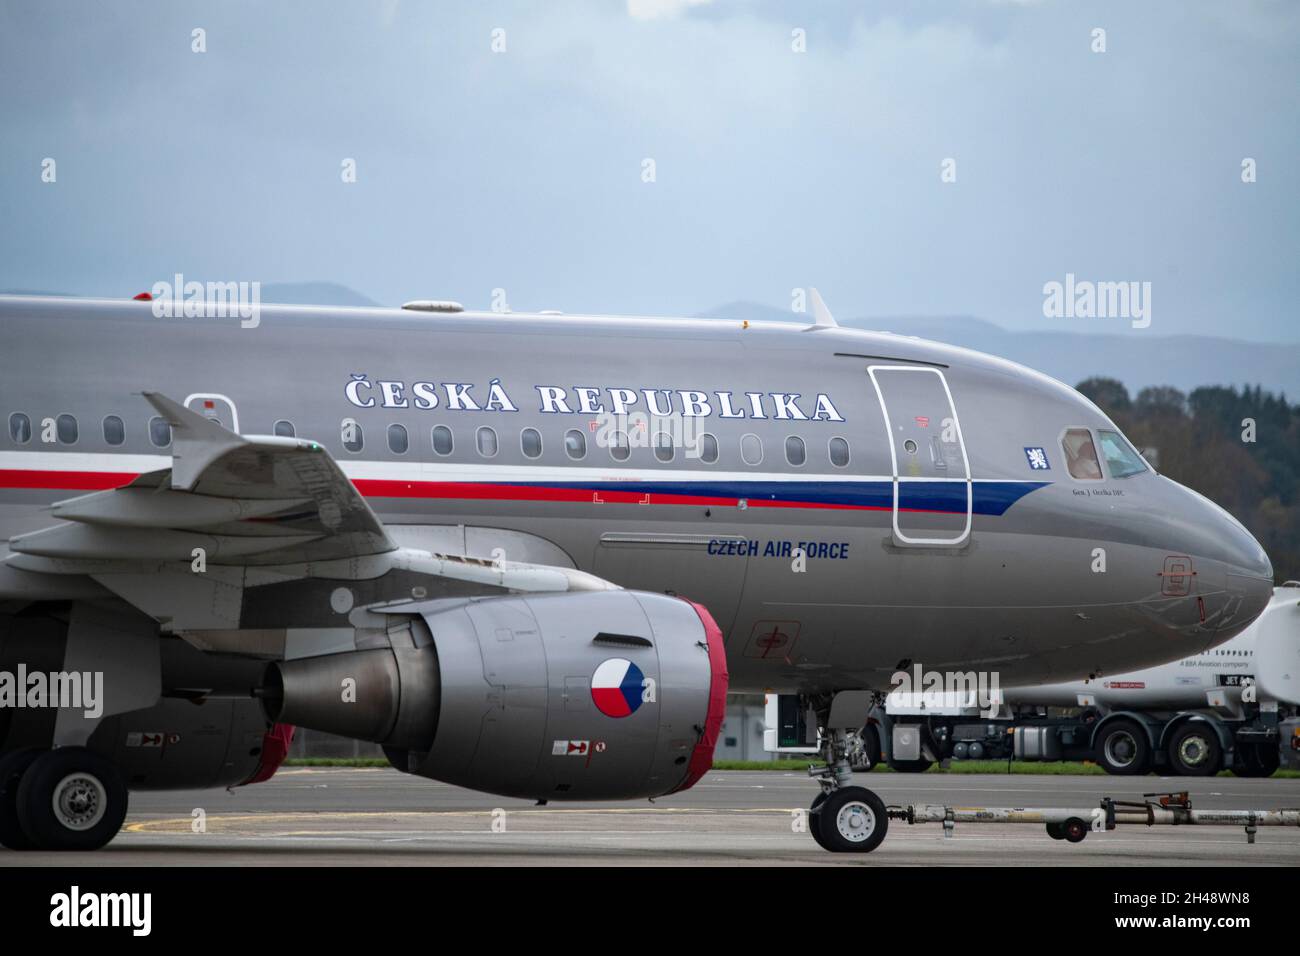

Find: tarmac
[4,768,1300,866]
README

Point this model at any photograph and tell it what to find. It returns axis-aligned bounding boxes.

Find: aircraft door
[184,393,240,433]
[868,366,971,547]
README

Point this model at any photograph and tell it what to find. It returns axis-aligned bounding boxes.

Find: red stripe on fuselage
[0,469,918,513]
[0,468,140,491]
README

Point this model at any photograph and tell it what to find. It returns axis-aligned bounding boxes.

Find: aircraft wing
[1,393,612,638]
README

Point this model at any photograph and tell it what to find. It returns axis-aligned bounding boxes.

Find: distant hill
[1,281,382,308]
[698,301,1300,400]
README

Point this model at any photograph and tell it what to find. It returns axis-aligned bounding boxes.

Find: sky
[1,0,1297,342]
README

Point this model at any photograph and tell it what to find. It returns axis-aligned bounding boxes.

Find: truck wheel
[1168,724,1221,776]
[1255,743,1281,776]
[849,727,881,772]
[1232,742,1279,778]
[886,759,934,774]
[1095,719,1151,775]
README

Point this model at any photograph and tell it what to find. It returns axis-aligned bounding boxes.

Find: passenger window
[697,433,718,464]
[102,415,125,446]
[432,425,454,456]
[56,414,78,444]
[829,436,850,468]
[341,418,363,453]
[785,435,806,466]
[9,412,31,444]
[387,423,408,454]
[521,427,542,459]
[273,420,296,438]
[149,416,172,447]
[653,432,674,462]
[1061,428,1102,480]
[741,433,763,466]
[476,426,498,458]
[609,430,630,462]
[564,428,586,460]
[1097,430,1147,478]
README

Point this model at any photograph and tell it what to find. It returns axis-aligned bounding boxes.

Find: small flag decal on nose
[591,658,645,718]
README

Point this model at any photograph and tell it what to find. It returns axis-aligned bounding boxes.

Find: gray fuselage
[0,297,1275,693]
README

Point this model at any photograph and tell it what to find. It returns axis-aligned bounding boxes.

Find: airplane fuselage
[0,297,1275,693]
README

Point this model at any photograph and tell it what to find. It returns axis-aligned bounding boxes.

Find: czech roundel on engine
[591,659,647,718]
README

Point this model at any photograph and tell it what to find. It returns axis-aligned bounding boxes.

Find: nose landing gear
[805,705,889,853]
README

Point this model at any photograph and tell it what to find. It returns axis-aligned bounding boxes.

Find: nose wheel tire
[809,786,888,853]
[1095,719,1151,775]
[0,749,44,850]
[15,747,128,851]
[1168,724,1221,777]
[807,792,830,850]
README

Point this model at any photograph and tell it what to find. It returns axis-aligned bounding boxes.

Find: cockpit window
[1097,429,1147,478]
[1062,428,1102,480]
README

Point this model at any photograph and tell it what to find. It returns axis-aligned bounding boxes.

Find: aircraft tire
[16,747,128,851]
[810,786,888,853]
[0,749,44,850]
[807,792,830,850]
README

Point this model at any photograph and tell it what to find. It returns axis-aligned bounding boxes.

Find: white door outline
[184,393,240,434]
[867,365,972,547]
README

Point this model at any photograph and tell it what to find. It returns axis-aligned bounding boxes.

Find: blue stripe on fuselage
[510,479,1047,516]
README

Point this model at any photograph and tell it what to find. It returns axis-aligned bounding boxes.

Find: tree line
[1077,377,1299,584]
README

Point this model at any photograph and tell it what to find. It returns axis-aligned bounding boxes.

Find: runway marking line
[124,807,823,833]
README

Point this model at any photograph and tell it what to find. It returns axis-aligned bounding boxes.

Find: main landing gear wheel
[0,749,44,850]
[16,747,128,851]
[1095,719,1151,775]
[1168,724,1221,776]
[809,786,888,853]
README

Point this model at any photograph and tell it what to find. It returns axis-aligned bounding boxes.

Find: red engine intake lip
[667,599,729,794]
[241,723,296,786]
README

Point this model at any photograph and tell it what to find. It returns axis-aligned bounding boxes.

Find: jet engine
[261,590,728,800]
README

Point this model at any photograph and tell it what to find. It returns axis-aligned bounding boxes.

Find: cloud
[626,0,713,21]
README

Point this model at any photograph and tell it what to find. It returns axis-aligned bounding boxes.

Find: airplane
[0,290,1274,853]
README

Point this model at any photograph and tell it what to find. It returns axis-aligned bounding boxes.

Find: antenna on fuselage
[806,287,838,331]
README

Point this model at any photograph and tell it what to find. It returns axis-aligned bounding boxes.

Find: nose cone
[1181,482,1273,637]
[1221,519,1273,630]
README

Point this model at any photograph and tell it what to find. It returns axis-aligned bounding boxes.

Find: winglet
[808,287,838,330]
[143,392,247,491]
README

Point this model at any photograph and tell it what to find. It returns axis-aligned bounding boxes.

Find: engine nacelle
[264,590,728,800]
